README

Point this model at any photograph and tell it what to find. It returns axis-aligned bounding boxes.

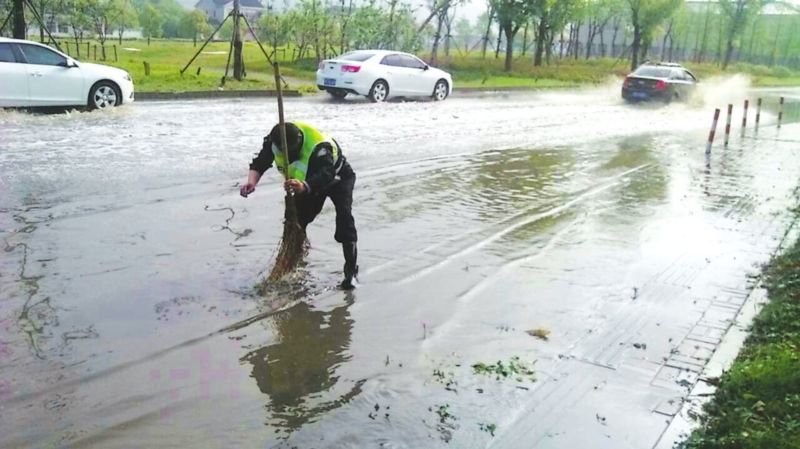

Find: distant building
[195,0,266,23]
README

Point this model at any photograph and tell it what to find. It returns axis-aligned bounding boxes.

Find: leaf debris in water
[526,328,551,341]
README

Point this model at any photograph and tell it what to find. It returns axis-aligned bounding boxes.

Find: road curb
[652,208,800,449]
[135,90,304,101]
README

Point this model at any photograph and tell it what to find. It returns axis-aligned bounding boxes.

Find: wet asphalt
[1,85,800,448]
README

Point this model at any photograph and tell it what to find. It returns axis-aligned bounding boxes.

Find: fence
[59,41,118,63]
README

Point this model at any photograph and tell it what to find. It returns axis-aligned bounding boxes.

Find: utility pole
[12,0,26,39]
[232,0,243,81]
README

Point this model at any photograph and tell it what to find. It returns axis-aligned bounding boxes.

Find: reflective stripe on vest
[271,122,340,182]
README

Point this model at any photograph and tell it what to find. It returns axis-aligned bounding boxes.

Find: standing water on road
[1,88,799,448]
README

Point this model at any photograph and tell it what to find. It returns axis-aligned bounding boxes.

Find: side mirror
[423,65,429,71]
[62,59,78,68]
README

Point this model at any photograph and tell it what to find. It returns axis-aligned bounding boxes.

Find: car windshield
[634,67,673,78]
[338,51,376,62]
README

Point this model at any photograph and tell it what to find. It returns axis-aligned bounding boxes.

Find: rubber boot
[340,242,358,290]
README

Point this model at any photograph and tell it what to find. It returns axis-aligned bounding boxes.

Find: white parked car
[316,50,453,102]
[0,37,134,109]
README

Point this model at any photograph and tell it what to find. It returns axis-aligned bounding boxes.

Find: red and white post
[724,104,733,147]
[707,108,721,154]
[756,98,762,128]
[778,96,785,129]
[741,99,749,136]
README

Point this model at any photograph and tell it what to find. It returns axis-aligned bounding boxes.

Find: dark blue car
[622,62,698,103]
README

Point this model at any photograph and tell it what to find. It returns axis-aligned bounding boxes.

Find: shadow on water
[241,291,360,436]
[2,106,88,115]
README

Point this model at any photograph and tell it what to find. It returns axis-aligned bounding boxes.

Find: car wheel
[327,89,347,99]
[666,91,679,104]
[432,79,449,101]
[88,81,120,110]
[368,80,389,103]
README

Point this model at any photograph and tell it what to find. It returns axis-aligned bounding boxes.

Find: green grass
[47,38,800,93]
[680,215,800,449]
[55,38,317,92]
[432,55,627,89]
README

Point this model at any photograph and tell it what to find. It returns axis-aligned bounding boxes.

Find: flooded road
[2,85,800,448]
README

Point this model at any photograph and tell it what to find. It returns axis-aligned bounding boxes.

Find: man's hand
[240,183,256,198]
[284,179,307,195]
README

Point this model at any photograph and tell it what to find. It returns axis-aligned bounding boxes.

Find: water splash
[690,74,752,110]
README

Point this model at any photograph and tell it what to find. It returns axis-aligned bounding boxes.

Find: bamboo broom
[267,62,307,282]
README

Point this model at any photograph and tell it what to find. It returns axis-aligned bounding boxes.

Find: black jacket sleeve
[249,135,275,175]
[305,142,337,193]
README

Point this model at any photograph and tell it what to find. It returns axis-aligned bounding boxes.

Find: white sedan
[0,37,134,109]
[316,50,453,102]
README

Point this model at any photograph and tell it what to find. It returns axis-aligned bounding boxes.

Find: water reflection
[242,293,359,434]
[604,137,668,206]
[469,148,577,211]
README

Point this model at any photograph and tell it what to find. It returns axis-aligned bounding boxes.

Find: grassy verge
[51,39,800,93]
[432,55,800,89]
[58,38,318,93]
[434,55,628,89]
[680,210,800,449]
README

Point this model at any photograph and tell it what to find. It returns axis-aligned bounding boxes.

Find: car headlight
[123,72,132,82]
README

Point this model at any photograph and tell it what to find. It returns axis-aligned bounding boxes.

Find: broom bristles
[267,195,307,282]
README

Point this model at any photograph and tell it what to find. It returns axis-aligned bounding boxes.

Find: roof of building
[211,0,264,7]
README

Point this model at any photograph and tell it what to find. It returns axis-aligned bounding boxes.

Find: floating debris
[526,328,551,341]
[595,413,607,425]
[472,357,536,381]
[478,422,497,436]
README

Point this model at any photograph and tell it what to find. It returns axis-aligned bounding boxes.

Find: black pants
[296,174,357,243]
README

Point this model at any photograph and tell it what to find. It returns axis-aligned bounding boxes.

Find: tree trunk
[534,13,547,66]
[641,37,650,63]
[565,25,573,56]
[698,1,711,62]
[342,0,355,52]
[630,21,641,71]
[12,0,25,39]
[521,21,529,56]
[661,22,672,61]
[715,13,724,65]
[585,22,596,59]
[599,23,606,57]
[723,33,735,69]
[573,21,581,59]
[39,1,45,43]
[559,28,565,59]
[430,11,445,65]
[503,25,517,72]
[444,6,455,57]
[232,0,243,80]
[481,7,493,58]
[669,34,675,61]
[610,20,619,57]
[494,27,502,59]
[722,5,746,69]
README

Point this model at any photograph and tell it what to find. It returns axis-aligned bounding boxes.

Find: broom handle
[273,62,291,181]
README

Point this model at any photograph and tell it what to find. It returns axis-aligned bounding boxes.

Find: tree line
[2,0,799,72]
